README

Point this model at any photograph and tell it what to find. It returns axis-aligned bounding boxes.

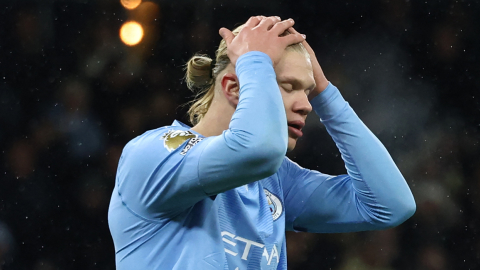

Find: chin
[287,137,297,152]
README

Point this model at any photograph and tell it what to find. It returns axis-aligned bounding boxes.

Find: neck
[191,98,234,137]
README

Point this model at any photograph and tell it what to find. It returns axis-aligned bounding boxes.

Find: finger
[289,27,314,55]
[255,16,281,30]
[244,16,262,28]
[280,32,305,46]
[288,26,308,43]
[270,18,296,35]
[287,26,301,36]
[269,16,282,30]
[219,27,235,45]
[301,39,314,55]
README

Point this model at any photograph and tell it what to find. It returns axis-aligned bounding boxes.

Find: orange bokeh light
[120,0,142,10]
[120,21,144,46]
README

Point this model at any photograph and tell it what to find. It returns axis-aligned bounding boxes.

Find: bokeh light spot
[120,21,144,46]
[120,0,142,10]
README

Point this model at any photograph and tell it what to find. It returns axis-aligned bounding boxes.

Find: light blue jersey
[108,52,416,270]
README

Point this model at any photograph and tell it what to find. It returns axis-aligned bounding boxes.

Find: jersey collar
[172,120,191,128]
[172,120,205,137]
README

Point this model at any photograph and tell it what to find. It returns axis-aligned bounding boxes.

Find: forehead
[274,51,314,83]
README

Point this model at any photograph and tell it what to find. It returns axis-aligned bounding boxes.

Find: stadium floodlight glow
[120,21,144,46]
[121,0,142,10]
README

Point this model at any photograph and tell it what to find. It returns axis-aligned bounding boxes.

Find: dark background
[0,0,479,269]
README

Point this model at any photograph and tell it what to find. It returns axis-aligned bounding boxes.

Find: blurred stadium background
[1,0,479,269]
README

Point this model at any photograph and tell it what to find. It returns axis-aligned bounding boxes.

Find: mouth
[287,121,304,138]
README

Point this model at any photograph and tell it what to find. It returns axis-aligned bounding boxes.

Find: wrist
[310,83,347,121]
[308,78,329,100]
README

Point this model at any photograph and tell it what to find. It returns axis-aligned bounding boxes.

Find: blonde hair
[185,23,309,125]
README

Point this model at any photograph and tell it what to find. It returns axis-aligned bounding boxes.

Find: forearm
[198,52,288,195]
[230,51,288,151]
[310,83,416,227]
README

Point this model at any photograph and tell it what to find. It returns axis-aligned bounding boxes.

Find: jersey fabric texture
[108,52,416,270]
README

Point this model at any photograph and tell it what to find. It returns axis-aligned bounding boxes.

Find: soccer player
[108,16,416,269]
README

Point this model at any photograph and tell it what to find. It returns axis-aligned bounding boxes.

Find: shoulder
[117,122,208,187]
[277,157,303,176]
[159,129,205,156]
[277,157,325,187]
[123,121,205,157]
[115,122,209,214]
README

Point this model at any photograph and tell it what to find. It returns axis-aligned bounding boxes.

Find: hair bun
[185,54,214,91]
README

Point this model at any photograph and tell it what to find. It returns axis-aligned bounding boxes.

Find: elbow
[253,142,286,176]
[244,139,286,178]
[388,189,417,227]
[390,196,416,227]
[227,128,287,179]
[375,196,416,229]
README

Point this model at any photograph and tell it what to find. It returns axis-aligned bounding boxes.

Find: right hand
[288,26,329,99]
[219,16,306,66]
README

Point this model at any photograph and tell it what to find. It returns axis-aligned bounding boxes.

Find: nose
[292,91,312,116]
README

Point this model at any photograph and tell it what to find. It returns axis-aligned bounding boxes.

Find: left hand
[289,27,330,100]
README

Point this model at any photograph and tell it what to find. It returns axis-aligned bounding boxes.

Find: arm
[282,83,416,233]
[116,17,306,216]
[197,51,287,194]
[196,17,305,195]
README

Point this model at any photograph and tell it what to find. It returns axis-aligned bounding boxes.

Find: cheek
[280,92,295,111]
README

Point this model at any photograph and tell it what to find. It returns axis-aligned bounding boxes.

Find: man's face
[275,50,315,151]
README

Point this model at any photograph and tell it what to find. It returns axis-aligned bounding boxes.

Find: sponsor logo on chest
[221,231,280,267]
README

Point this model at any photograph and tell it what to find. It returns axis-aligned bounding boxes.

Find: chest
[214,177,285,269]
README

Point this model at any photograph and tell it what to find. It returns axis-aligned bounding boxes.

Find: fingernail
[302,34,306,39]
[275,16,281,20]
[289,18,294,22]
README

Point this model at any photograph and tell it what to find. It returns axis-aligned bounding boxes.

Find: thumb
[219,27,235,45]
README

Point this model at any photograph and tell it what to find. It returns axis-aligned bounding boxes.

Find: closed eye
[279,76,315,95]
[280,83,293,93]
[305,87,313,96]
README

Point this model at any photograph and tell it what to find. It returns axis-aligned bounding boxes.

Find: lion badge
[161,130,197,152]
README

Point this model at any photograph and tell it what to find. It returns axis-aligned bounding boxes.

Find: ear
[220,73,240,106]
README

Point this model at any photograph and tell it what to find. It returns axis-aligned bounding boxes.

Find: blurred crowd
[0,0,479,269]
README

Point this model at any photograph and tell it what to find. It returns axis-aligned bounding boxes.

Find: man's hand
[219,16,306,67]
[288,27,330,100]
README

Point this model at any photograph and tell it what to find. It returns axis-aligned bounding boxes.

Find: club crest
[264,189,283,221]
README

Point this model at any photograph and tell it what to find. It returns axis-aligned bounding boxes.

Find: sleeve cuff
[235,52,273,80]
[236,51,272,67]
[310,82,348,121]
